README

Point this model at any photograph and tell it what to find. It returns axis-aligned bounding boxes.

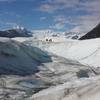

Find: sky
[0,0,100,33]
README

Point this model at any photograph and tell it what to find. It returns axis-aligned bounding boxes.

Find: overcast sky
[0,0,100,33]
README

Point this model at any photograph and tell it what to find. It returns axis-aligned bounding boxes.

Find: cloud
[39,0,100,15]
[50,22,66,30]
[50,15,74,30]
[69,0,100,33]
[52,13,100,32]
[5,22,17,26]
[0,0,99,33]
[40,17,46,21]
[38,0,100,33]
[54,15,77,25]
[79,0,100,13]
[2,12,22,18]
[0,0,15,2]
[0,20,17,29]
[69,15,99,33]
[39,0,79,13]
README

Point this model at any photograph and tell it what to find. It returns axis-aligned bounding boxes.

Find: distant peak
[13,25,26,31]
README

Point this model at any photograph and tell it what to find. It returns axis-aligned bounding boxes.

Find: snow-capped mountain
[0,26,32,38]
[0,27,82,39]
[32,29,81,40]
[32,29,64,39]
[64,32,82,39]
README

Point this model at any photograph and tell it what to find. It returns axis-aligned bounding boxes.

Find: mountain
[64,32,81,39]
[32,29,81,40]
[32,29,64,39]
[79,23,100,40]
[0,26,32,38]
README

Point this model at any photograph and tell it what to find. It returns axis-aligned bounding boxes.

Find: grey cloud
[39,0,79,13]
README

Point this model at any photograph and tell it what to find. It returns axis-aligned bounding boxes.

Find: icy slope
[0,37,100,99]
[23,38,100,67]
[31,75,100,100]
[46,38,100,67]
[0,37,52,75]
[0,51,98,100]
[0,38,96,99]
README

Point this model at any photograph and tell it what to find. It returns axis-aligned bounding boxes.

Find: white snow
[32,29,81,40]
[1,35,100,100]
[12,37,30,42]
[31,76,100,100]
[43,36,70,42]
[0,37,11,42]
[28,38,100,67]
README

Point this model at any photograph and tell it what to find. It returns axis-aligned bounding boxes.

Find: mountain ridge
[0,26,32,38]
[79,23,100,40]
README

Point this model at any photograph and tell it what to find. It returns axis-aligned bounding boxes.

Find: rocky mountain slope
[79,23,100,40]
[0,26,32,38]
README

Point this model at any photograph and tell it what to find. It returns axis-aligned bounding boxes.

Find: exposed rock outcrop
[79,23,100,40]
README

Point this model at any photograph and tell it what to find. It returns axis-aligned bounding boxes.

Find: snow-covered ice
[25,38,100,67]
[0,35,100,100]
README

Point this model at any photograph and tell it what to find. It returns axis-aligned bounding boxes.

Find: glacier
[22,37,100,67]
[0,35,100,100]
